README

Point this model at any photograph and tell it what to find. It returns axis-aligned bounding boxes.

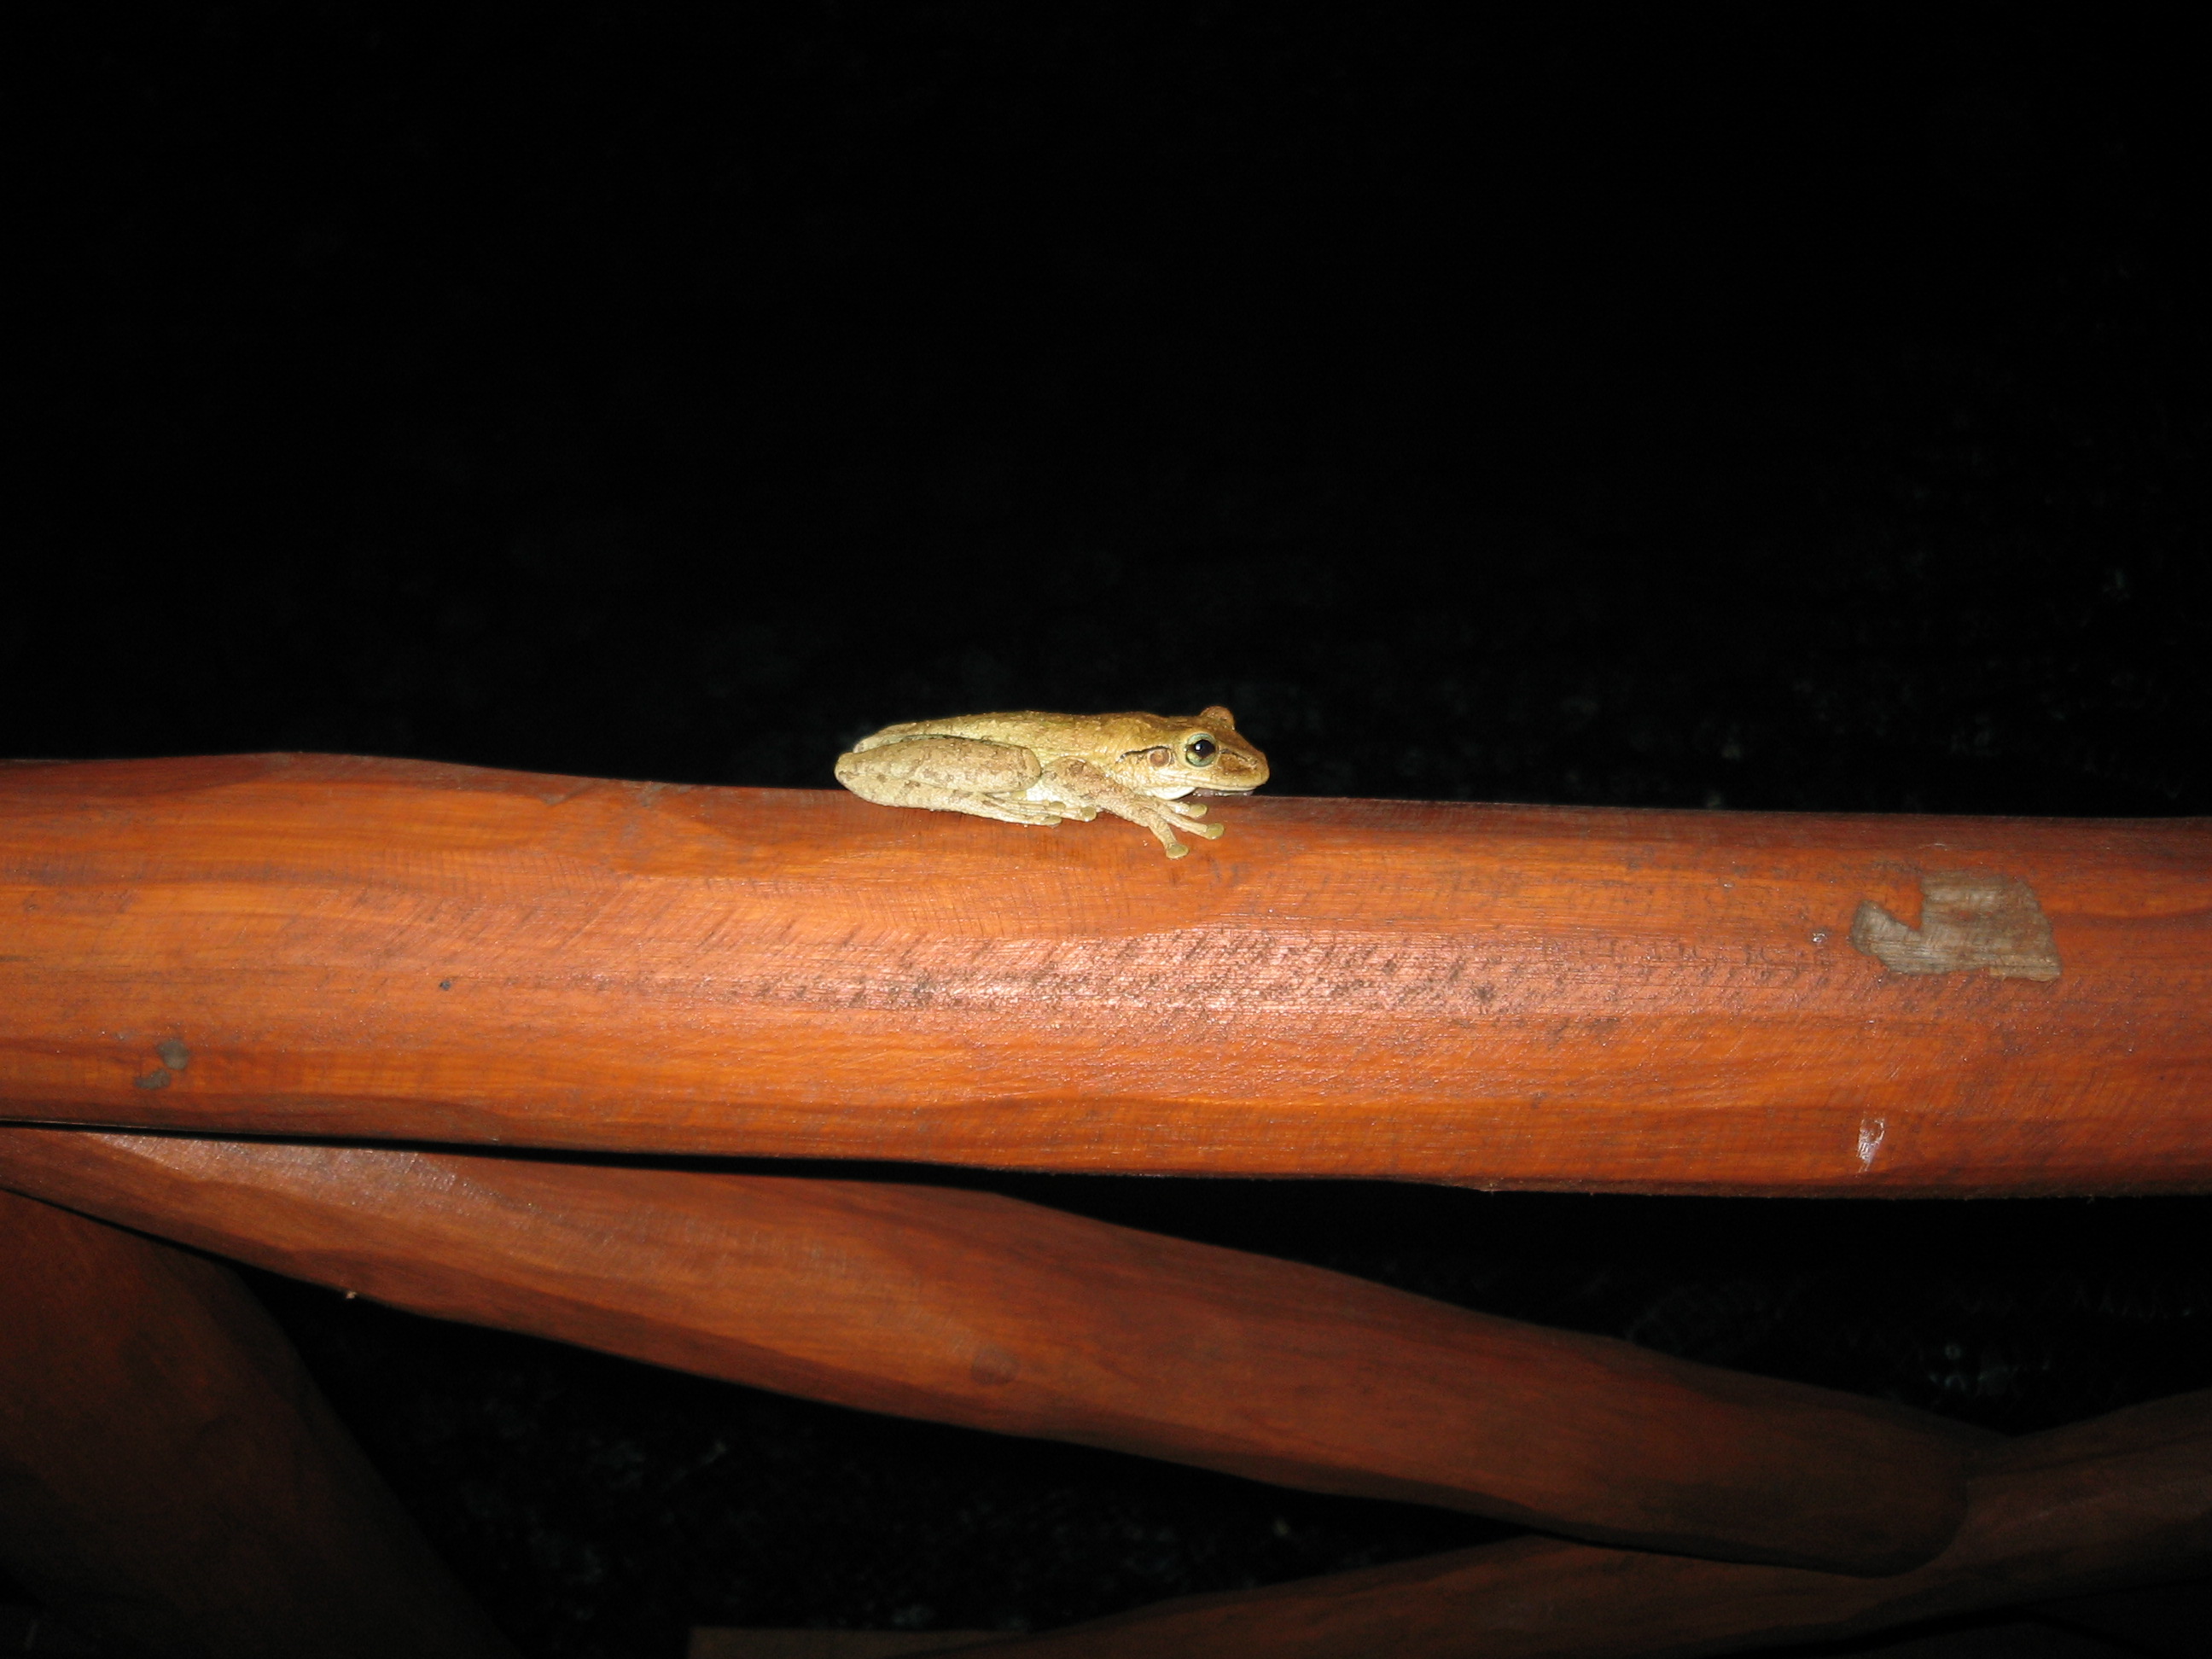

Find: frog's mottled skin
[835,707,1268,858]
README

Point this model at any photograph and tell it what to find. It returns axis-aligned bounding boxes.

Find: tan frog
[835,707,1268,858]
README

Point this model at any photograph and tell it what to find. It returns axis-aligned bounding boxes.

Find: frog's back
[849,711,1175,760]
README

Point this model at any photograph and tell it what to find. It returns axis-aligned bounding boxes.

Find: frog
[835,706,1269,858]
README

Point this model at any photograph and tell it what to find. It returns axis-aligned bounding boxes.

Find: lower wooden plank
[0,1186,517,1659]
[0,1126,1980,1576]
[911,1390,2212,1657]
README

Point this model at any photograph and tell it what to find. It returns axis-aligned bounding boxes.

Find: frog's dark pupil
[1186,736,1218,764]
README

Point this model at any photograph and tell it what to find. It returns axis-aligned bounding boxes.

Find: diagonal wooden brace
[911,1389,2212,1657]
[0,1127,1984,1577]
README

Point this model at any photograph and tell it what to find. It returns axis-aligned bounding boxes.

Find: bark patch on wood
[1850,871,2062,981]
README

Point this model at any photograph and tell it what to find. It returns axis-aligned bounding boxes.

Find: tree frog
[835,706,1269,858]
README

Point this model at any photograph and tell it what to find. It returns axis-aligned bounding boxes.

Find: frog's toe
[1146,821,1191,857]
[1185,819,1225,840]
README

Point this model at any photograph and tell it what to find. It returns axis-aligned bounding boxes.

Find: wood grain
[3,754,2209,1192]
[917,1390,2212,1657]
[0,1127,1982,1575]
[0,1185,515,1659]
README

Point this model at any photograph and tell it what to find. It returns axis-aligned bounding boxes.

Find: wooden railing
[3,754,2209,1654]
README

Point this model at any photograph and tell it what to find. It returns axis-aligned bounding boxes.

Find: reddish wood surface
[3,754,2209,1192]
[0,1185,515,1659]
[0,1129,1982,1574]
[925,1390,2212,1656]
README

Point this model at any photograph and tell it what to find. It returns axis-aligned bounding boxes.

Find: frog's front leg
[1041,757,1225,858]
[835,736,1066,825]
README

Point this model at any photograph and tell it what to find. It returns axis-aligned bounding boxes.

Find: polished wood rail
[925,1390,2212,1657]
[3,753,2209,1651]
[0,1185,515,1658]
[4,754,2210,1192]
[0,1128,1983,1575]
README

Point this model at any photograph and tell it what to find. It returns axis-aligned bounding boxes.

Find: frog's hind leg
[835,736,1066,826]
[964,795,1070,825]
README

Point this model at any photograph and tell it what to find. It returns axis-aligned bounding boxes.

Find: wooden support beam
[0,1128,1981,1576]
[0,1185,516,1659]
[4,756,2209,1192]
[917,1390,2212,1657]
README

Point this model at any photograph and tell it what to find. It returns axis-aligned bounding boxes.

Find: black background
[10,4,2212,1656]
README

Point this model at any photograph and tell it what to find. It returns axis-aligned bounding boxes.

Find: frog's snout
[1208,748,1268,788]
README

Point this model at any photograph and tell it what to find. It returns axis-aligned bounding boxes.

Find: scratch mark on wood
[1857,1116,1887,1172]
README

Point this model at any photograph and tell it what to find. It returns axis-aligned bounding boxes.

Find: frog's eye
[1184,735,1218,766]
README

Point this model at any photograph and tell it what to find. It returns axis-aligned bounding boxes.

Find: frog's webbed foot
[1164,798,1208,819]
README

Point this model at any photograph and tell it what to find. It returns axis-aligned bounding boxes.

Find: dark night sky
[10,5,2212,1656]
[16,4,2208,810]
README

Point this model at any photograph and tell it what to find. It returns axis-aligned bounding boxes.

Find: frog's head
[1116,706,1269,799]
